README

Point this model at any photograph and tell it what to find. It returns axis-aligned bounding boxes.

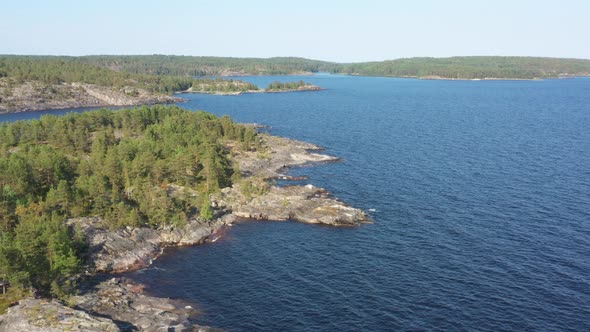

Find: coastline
[0,98,184,115]
[6,71,587,116]
[0,80,186,114]
[0,130,369,331]
[347,73,547,81]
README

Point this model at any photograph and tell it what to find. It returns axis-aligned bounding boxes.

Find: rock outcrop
[70,277,219,332]
[233,134,340,179]
[0,278,221,332]
[0,79,184,114]
[0,298,120,332]
[223,133,370,226]
[70,216,234,273]
[221,184,369,226]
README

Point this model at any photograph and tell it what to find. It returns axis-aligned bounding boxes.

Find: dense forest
[0,56,193,94]
[2,55,590,83]
[31,55,590,79]
[191,78,259,93]
[0,106,259,300]
[77,55,338,76]
[333,56,590,79]
[265,80,312,91]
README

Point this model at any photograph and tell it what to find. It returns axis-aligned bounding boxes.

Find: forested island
[0,105,367,330]
[185,79,321,95]
[335,56,590,79]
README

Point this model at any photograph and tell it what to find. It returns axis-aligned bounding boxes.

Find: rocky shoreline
[178,84,323,96]
[0,132,369,331]
[0,80,185,114]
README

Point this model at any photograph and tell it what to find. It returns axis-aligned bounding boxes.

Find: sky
[1,0,589,62]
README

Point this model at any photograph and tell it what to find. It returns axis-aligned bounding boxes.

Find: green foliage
[0,56,192,95]
[191,78,259,93]
[0,212,84,297]
[0,285,28,314]
[331,56,590,79]
[199,199,213,220]
[3,55,588,84]
[76,55,337,76]
[265,80,310,90]
[239,177,270,201]
[0,105,256,295]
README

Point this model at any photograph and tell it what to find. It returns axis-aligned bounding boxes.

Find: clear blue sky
[1,0,589,62]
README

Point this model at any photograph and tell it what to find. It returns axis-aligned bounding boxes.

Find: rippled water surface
[3,76,590,331]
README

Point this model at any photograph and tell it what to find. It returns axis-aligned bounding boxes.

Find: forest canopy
[0,105,259,297]
[0,56,193,94]
[333,56,590,79]
[2,55,590,84]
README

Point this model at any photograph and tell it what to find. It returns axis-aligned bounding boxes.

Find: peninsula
[0,106,368,331]
[0,57,323,113]
[0,57,191,114]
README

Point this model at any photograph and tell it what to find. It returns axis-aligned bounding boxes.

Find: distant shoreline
[177,84,323,96]
[336,73,590,81]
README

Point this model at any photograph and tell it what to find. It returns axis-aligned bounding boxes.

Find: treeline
[3,55,590,83]
[77,55,339,76]
[332,56,590,79]
[266,80,309,91]
[0,56,193,94]
[191,78,259,93]
[58,55,590,79]
[0,105,259,297]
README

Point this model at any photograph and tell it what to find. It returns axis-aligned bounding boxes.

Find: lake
[2,75,589,331]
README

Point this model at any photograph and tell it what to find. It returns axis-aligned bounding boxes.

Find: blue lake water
[2,75,589,331]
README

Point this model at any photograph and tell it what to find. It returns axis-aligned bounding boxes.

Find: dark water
[3,76,590,331]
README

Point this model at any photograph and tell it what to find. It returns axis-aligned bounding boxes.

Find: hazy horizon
[2,54,590,64]
[2,0,590,62]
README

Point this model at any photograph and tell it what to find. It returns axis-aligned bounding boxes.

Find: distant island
[183,78,322,95]
[336,56,590,80]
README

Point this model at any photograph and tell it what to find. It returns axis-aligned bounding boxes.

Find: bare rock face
[0,298,120,332]
[70,217,225,273]
[221,184,369,226]
[70,277,220,332]
[233,134,340,179]
[223,133,370,226]
[0,79,184,114]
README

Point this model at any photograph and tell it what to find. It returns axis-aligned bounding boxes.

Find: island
[0,105,368,331]
[182,78,322,95]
